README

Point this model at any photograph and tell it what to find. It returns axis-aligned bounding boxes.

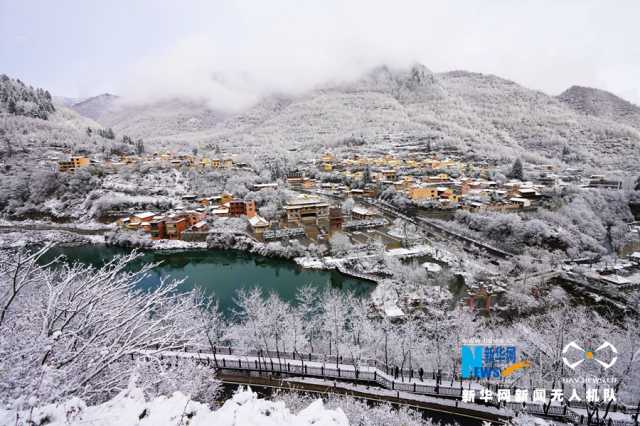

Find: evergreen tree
[98,128,115,139]
[363,165,371,184]
[508,158,524,180]
[635,176,640,191]
[135,139,145,155]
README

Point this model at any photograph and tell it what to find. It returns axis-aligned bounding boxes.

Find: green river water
[39,245,375,317]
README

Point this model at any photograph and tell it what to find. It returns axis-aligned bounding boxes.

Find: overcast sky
[2,0,639,109]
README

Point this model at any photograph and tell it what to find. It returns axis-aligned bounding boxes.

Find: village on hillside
[42,145,640,323]
[55,148,624,245]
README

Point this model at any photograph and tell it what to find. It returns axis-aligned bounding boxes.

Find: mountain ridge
[8,65,640,172]
[70,93,119,122]
[557,85,640,131]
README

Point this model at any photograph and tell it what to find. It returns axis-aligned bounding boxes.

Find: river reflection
[39,245,375,317]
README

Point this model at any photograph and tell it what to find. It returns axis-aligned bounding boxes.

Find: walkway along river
[38,245,376,317]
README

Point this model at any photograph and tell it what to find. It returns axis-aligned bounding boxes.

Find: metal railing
[136,345,638,425]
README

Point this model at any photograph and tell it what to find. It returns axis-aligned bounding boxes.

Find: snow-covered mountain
[91,98,229,139]
[56,64,640,171]
[70,93,119,121]
[557,85,640,130]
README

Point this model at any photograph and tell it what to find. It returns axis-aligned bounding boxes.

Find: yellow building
[221,192,233,204]
[58,156,90,172]
[321,153,334,162]
[380,169,397,181]
[423,173,450,184]
[408,186,438,200]
[440,190,460,203]
[323,163,333,172]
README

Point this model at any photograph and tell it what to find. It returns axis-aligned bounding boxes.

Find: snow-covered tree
[0,247,218,407]
[329,232,353,256]
[341,198,355,216]
[508,158,524,180]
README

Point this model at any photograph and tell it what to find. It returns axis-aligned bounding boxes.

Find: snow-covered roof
[248,215,269,227]
[352,206,374,215]
[600,275,632,285]
[133,212,155,220]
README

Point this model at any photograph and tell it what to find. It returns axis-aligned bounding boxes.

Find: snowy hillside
[70,93,118,121]
[71,64,640,171]
[94,97,229,139]
[557,85,640,130]
[0,387,348,426]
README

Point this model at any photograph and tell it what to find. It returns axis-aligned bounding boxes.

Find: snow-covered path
[135,348,637,425]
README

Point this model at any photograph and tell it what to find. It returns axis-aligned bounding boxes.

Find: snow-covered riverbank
[0,218,115,232]
[0,229,105,249]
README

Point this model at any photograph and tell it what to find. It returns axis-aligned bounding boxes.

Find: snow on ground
[568,407,634,423]
[386,244,455,265]
[422,262,442,273]
[0,218,115,231]
[0,230,97,248]
[0,386,348,426]
[295,256,326,269]
[147,239,208,250]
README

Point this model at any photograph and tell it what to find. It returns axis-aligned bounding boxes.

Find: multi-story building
[229,200,256,217]
[126,212,156,229]
[286,170,305,188]
[380,169,397,181]
[285,195,330,224]
[165,217,189,240]
[329,207,344,235]
[149,217,166,240]
[408,186,438,201]
[248,215,270,240]
[58,156,90,172]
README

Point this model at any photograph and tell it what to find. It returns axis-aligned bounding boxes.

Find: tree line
[0,74,55,120]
